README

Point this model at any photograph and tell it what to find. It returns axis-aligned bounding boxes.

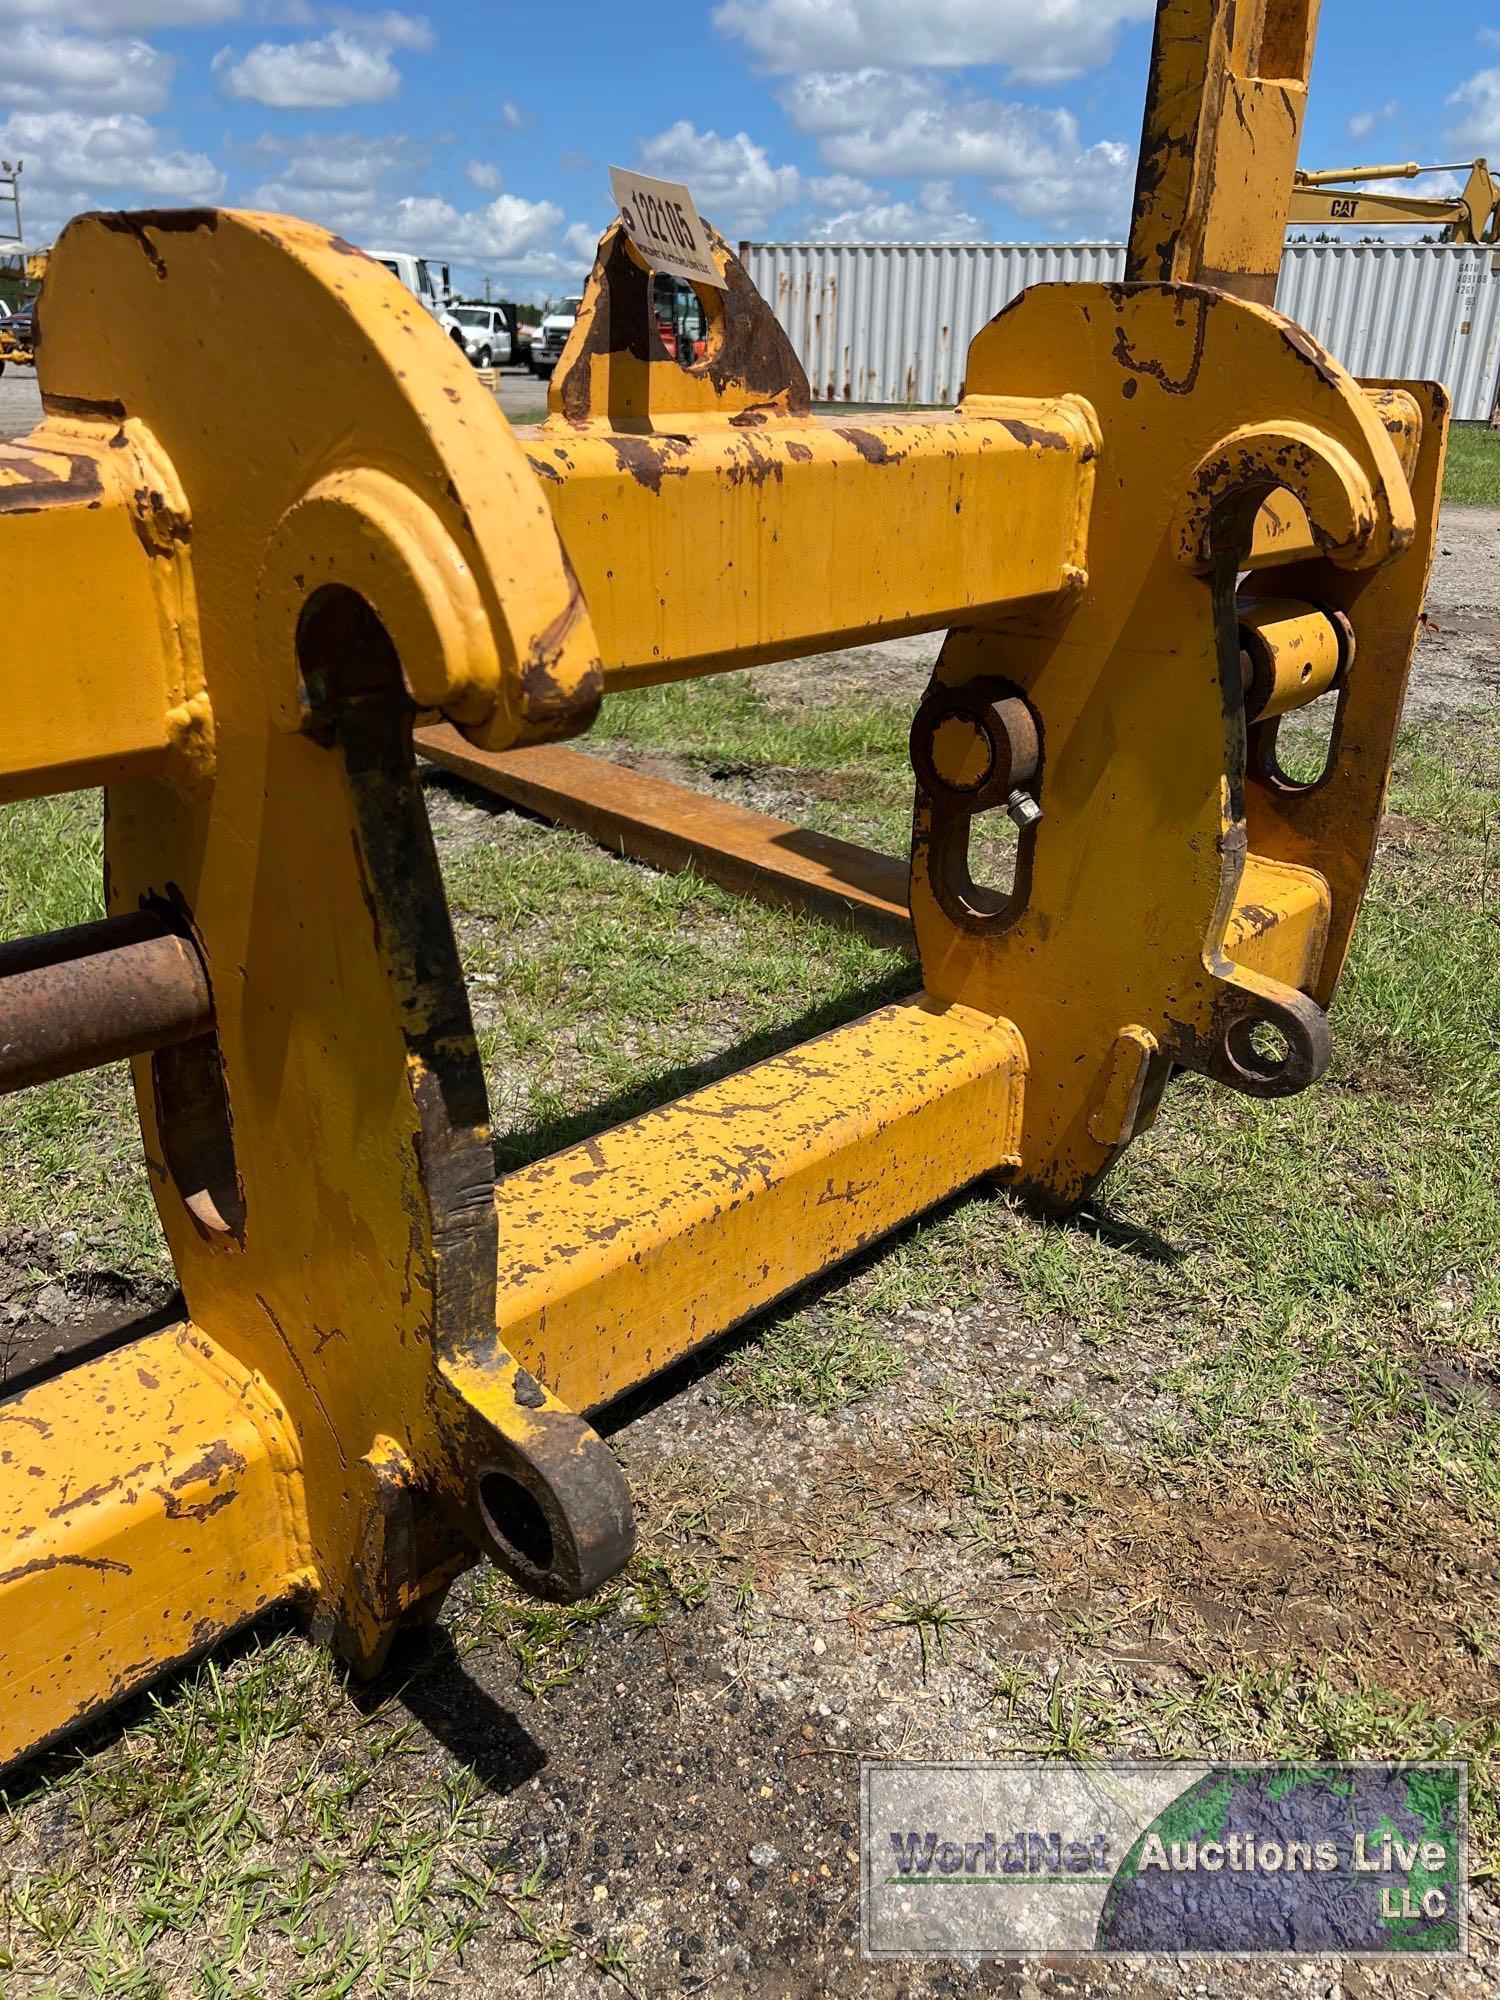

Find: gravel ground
[1,361,1496,1997]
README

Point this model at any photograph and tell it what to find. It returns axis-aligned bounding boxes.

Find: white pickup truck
[367,248,462,342]
[529,295,583,377]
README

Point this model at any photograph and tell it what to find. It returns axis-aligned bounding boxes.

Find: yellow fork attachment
[0,0,1447,1770]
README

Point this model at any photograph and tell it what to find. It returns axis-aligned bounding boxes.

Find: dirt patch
[0,1225,178,1393]
[1412,506,1500,720]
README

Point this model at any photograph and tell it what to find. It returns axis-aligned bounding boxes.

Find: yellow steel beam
[417,732,1334,990]
[1224,853,1330,991]
[494,996,1027,1412]
[0,147,1446,1774]
[907,281,1422,1213]
[0,1323,308,1766]
[1128,0,1319,303]
[1242,380,1451,1002]
[516,399,1097,688]
[0,420,211,803]
[1288,160,1499,242]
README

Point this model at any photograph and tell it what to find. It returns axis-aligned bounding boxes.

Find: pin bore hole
[1226,1016,1292,1080]
[476,1470,555,1573]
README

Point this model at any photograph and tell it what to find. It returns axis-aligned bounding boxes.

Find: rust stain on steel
[995,417,1075,453]
[1279,318,1346,394]
[40,391,128,422]
[518,564,603,728]
[89,206,219,279]
[833,426,906,466]
[46,1460,156,1519]
[1108,288,1211,396]
[156,1483,240,1523]
[168,1439,248,1488]
[552,224,810,426]
[0,910,212,1093]
[722,436,784,489]
[0,1551,133,1586]
[0,453,103,516]
[608,432,691,493]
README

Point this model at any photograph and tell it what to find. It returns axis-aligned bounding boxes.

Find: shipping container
[739,239,1500,422]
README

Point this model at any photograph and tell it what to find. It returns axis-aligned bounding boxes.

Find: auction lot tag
[862,1762,1466,1958]
[608,167,726,289]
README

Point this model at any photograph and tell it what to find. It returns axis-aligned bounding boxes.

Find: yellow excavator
[0,256,42,373]
[1289,158,1499,241]
[0,159,43,370]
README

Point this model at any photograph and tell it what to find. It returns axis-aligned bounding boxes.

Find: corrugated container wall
[739,240,1500,421]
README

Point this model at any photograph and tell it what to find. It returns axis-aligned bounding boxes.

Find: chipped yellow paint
[1226,854,1332,991]
[1127,0,1320,306]
[0,1322,309,1769]
[909,282,1420,1210]
[520,399,1098,688]
[0,421,211,803]
[1239,598,1344,723]
[0,71,1445,1761]
[1087,1027,1159,1148]
[0,208,627,1765]
[495,996,1027,1413]
[1246,385,1423,566]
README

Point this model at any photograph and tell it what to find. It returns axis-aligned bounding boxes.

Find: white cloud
[0,23,173,112]
[0,0,236,24]
[636,120,801,233]
[0,107,224,234]
[784,70,1131,230]
[252,176,575,273]
[806,171,875,206]
[365,191,563,261]
[213,9,431,109]
[245,126,428,200]
[561,219,604,264]
[780,67,932,135]
[1447,67,1500,154]
[804,179,981,240]
[499,99,525,131]
[237,127,598,293]
[1346,100,1397,141]
[465,158,502,192]
[714,0,1153,82]
[999,133,1132,229]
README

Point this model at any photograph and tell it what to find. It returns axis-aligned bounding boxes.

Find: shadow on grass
[1068,1201,1184,1268]
[0,1609,303,1812]
[591,1179,1188,1439]
[421,759,916,1170]
[353,1625,547,1796]
[0,1614,549,1813]
[493,961,915,1172]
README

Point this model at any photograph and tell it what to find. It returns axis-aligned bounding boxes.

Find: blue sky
[2,1,1496,302]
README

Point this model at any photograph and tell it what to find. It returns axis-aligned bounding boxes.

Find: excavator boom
[1289,157,1499,242]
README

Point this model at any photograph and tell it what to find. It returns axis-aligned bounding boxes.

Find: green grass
[0,795,167,1283]
[1,664,1497,1985]
[1443,423,1500,507]
[603,672,911,777]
